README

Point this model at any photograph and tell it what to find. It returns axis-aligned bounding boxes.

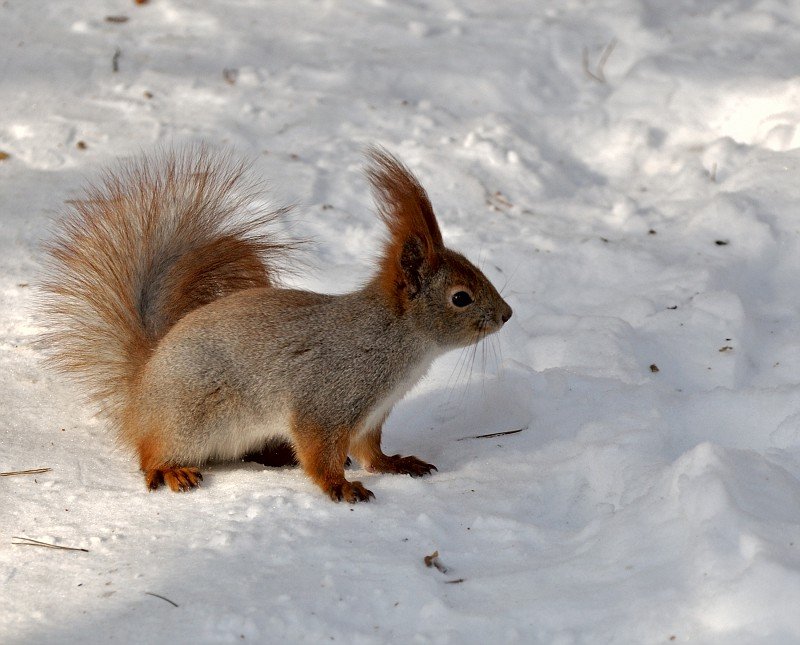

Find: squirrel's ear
[366,147,443,258]
[367,147,443,309]
[399,234,426,298]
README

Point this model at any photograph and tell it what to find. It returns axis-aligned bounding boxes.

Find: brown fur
[136,434,166,472]
[350,428,436,477]
[291,415,374,502]
[160,234,273,331]
[367,147,444,313]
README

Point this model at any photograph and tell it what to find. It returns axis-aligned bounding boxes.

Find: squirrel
[39,146,512,502]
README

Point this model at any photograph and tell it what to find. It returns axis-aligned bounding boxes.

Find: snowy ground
[3,1,800,643]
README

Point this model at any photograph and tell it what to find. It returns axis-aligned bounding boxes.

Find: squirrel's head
[367,148,512,349]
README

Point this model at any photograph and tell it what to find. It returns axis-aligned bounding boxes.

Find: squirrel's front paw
[378,455,437,478]
[328,480,375,503]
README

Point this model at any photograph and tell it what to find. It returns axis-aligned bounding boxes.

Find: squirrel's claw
[383,455,437,478]
[409,463,438,478]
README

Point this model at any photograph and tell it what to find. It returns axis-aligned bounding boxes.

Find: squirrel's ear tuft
[366,147,443,252]
[367,147,443,308]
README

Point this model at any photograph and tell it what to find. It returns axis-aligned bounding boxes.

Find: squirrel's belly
[204,405,293,462]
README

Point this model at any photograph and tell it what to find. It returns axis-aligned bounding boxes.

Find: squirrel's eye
[451,291,473,307]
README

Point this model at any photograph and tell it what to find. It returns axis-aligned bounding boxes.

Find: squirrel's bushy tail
[39,146,289,424]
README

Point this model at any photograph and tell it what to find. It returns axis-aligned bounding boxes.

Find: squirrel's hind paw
[370,455,437,478]
[145,466,203,492]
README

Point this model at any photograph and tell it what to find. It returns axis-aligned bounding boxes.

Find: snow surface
[3,1,800,643]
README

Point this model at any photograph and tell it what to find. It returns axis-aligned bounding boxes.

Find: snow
[3,1,800,643]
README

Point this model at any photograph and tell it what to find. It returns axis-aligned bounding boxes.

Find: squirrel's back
[39,147,290,426]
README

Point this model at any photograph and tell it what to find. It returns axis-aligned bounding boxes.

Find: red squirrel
[39,146,512,502]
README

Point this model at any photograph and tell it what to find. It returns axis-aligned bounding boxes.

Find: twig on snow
[582,38,618,83]
[145,592,179,607]
[457,427,527,441]
[0,467,51,477]
[12,536,88,552]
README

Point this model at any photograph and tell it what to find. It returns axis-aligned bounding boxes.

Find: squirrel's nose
[500,303,512,324]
